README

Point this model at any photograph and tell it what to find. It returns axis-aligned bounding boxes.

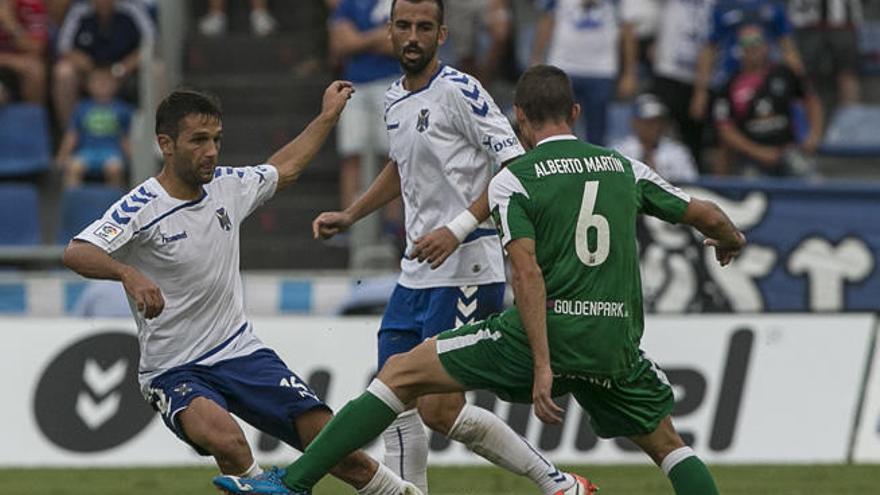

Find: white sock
[447,404,573,495]
[661,446,696,477]
[358,462,409,495]
[237,459,263,477]
[382,408,429,494]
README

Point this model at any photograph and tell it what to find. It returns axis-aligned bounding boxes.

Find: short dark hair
[391,0,444,24]
[514,65,575,126]
[155,89,222,140]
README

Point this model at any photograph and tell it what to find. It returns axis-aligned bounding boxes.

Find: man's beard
[399,44,435,75]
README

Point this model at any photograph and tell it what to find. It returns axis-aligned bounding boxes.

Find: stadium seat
[0,104,51,178]
[820,104,880,156]
[57,185,125,244]
[0,183,41,245]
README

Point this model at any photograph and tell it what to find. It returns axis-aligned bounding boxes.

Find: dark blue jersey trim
[135,191,208,235]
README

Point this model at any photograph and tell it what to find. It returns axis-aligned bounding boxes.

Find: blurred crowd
[1,0,878,248]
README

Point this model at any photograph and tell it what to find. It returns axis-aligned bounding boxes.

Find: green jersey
[488,135,690,377]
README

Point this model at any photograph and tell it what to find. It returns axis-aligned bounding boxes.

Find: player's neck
[403,58,441,92]
[156,168,202,201]
[531,123,576,146]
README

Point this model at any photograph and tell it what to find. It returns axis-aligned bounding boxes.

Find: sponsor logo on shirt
[215,207,232,231]
[416,108,430,132]
[160,231,188,244]
[551,298,628,318]
[482,135,520,154]
[94,222,123,243]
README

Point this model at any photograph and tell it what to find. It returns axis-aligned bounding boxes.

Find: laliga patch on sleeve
[94,222,123,243]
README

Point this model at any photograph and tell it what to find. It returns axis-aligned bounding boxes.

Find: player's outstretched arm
[507,238,564,425]
[268,81,354,191]
[312,159,401,239]
[63,240,164,318]
[680,198,747,267]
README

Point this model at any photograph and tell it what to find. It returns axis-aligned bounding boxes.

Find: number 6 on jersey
[575,181,610,267]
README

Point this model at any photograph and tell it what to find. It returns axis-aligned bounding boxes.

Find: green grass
[1,464,878,494]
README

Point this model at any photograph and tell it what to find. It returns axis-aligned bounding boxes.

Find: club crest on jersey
[215,207,232,231]
[416,108,430,132]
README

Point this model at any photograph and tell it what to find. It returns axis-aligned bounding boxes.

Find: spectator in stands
[612,92,698,183]
[52,0,154,127]
[691,0,804,123]
[650,0,715,169]
[329,0,397,212]
[0,0,48,104]
[621,0,659,75]
[198,0,277,37]
[713,24,823,177]
[530,0,638,145]
[444,0,512,86]
[55,66,132,188]
[788,0,862,107]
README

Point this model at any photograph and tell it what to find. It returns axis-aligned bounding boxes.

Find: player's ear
[157,134,174,157]
[570,103,581,126]
[438,24,448,46]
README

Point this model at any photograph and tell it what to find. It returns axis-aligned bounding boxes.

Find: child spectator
[56,66,132,188]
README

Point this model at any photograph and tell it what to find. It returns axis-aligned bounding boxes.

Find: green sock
[667,455,719,495]
[282,391,399,490]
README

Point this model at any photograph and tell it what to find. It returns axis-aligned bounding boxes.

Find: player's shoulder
[205,164,276,192]
[434,65,485,98]
[104,179,166,230]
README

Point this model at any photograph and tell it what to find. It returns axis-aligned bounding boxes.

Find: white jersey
[384,65,523,289]
[541,0,621,78]
[75,165,279,393]
[611,135,699,183]
[654,0,715,83]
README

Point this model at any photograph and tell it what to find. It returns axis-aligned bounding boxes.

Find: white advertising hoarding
[853,328,880,462]
[0,315,874,466]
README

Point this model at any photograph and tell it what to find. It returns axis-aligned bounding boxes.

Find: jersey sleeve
[489,168,534,247]
[446,74,525,166]
[74,193,145,255]
[631,157,691,224]
[211,164,279,220]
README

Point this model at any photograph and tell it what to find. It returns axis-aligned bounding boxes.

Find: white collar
[536,134,578,147]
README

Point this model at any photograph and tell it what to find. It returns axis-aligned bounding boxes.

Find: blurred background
[1,0,880,491]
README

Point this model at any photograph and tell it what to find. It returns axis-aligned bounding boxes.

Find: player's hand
[532,365,563,425]
[312,210,354,239]
[321,80,355,118]
[704,231,746,267]
[410,227,460,269]
[119,266,164,319]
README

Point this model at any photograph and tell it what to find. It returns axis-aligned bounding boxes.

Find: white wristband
[445,209,479,242]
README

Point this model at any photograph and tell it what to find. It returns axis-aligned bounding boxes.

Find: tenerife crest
[215,207,232,231]
[416,108,430,132]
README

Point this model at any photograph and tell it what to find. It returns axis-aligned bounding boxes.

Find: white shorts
[337,77,395,157]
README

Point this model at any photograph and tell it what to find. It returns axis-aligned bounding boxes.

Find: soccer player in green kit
[215,65,746,495]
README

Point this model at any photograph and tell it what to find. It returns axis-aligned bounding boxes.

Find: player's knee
[377,353,419,397]
[417,399,460,435]
[206,430,250,459]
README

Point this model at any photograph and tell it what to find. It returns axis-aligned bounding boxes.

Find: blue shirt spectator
[709,0,793,81]
[332,0,399,83]
[72,98,132,152]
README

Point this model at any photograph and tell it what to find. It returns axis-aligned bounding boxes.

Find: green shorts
[436,317,674,438]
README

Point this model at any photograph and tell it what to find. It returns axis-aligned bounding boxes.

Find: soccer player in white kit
[62,83,422,495]
[312,1,589,494]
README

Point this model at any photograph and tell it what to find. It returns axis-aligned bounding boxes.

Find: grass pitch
[1,464,877,494]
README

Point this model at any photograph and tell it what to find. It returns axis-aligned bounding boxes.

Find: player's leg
[147,366,260,476]
[425,304,588,495]
[276,338,464,491]
[293,407,417,495]
[178,397,259,475]
[377,285,431,491]
[212,347,418,495]
[629,416,719,495]
[571,351,717,495]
